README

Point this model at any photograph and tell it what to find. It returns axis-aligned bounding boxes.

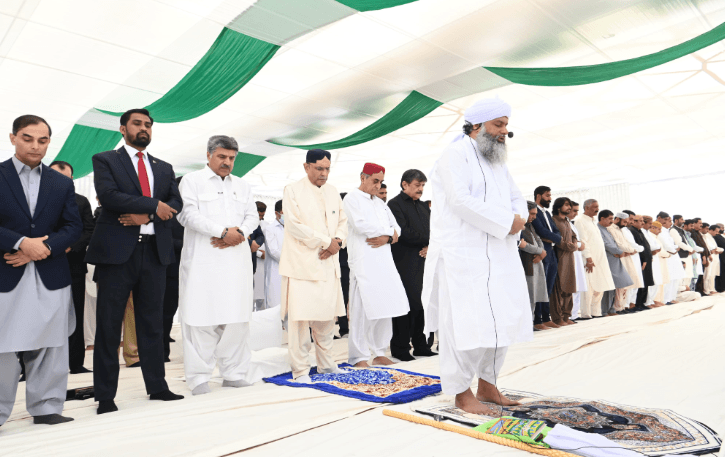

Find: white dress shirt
[124,143,155,235]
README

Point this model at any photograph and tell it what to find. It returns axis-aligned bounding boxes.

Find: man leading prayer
[279,149,348,383]
[422,97,533,415]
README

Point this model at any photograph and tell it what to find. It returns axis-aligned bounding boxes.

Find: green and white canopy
[1,0,725,201]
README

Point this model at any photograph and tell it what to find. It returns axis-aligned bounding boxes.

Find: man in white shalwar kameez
[263,200,283,309]
[622,211,645,308]
[575,200,614,318]
[657,214,684,304]
[643,218,663,306]
[344,163,409,367]
[422,97,532,414]
[177,136,259,395]
[280,149,348,383]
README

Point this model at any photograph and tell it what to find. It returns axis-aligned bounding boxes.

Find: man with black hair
[598,210,632,316]
[713,224,725,292]
[163,176,184,361]
[531,185,559,328]
[249,202,266,275]
[549,197,578,326]
[1,115,82,426]
[689,218,710,294]
[86,108,184,414]
[49,161,95,374]
[377,183,388,202]
[388,169,434,360]
[279,149,348,383]
[264,199,284,309]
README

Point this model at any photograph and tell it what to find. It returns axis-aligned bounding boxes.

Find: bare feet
[553,320,569,326]
[475,379,520,406]
[533,324,549,331]
[455,389,501,415]
[607,313,617,317]
[354,361,370,368]
[565,319,577,325]
[371,356,395,366]
[543,321,560,329]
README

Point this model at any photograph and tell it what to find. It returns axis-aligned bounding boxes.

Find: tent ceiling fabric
[1,0,725,196]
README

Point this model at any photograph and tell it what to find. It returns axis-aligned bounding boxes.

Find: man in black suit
[49,160,95,374]
[249,201,266,274]
[625,213,653,311]
[164,176,184,361]
[0,115,82,426]
[531,185,561,327]
[85,108,184,414]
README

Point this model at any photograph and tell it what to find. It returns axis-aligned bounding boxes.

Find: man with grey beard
[423,97,531,415]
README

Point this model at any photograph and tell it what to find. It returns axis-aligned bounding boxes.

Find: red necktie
[137,151,151,197]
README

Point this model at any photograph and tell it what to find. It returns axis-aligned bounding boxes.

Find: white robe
[177,166,259,326]
[569,220,588,292]
[644,230,663,286]
[263,219,284,309]
[343,188,409,320]
[422,138,532,351]
[574,215,615,293]
[658,230,684,281]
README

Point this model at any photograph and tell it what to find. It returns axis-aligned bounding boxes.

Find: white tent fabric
[1,296,723,456]
[1,0,725,204]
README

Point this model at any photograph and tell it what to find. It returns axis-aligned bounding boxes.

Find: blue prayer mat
[263,364,441,404]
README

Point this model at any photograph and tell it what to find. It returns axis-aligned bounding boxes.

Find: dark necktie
[137,151,151,197]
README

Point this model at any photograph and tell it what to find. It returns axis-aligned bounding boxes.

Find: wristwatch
[43,242,52,253]
[221,228,229,239]
[387,236,393,244]
[147,213,155,224]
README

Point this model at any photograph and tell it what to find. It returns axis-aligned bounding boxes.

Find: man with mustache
[377,183,388,202]
[388,169,435,360]
[422,97,532,415]
[86,108,184,414]
[606,212,642,313]
[176,135,259,395]
[574,199,614,318]
[549,197,579,326]
[279,149,348,383]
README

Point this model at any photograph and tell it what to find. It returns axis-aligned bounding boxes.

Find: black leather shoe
[34,414,74,425]
[97,400,118,415]
[412,348,438,357]
[392,352,415,362]
[126,362,141,368]
[70,367,92,374]
[150,390,184,401]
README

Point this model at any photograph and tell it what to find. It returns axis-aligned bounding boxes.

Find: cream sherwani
[344,189,409,365]
[177,166,259,390]
[422,138,532,395]
[280,177,347,379]
[622,227,644,305]
[575,215,614,317]
[703,232,722,294]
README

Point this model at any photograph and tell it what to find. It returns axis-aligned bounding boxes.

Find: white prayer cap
[464,96,511,125]
[616,212,629,219]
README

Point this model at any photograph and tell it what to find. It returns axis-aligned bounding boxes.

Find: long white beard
[475,132,507,165]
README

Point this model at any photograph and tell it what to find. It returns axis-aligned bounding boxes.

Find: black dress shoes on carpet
[150,390,184,401]
[70,367,92,374]
[33,414,74,425]
[393,352,415,362]
[126,362,141,368]
[97,400,118,415]
[412,348,437,357]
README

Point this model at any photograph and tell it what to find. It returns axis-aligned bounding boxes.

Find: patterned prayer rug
[415,389,720,456]
[263,364,441,404]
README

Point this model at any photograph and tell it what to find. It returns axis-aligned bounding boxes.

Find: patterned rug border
[414,389,721,456]
[263,364,441,404]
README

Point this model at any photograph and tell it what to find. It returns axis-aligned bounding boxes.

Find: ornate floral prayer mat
[263,364,441,404]
[415,390,720,456]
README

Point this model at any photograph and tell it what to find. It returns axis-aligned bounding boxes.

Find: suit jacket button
[31,224,35,228]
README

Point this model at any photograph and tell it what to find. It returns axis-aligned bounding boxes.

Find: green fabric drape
[99,29,280,123]
[230,152,266,178]
[335,0,418,11]
[270,91,441,150]
[53,124,122,178]
[485,21,725,86]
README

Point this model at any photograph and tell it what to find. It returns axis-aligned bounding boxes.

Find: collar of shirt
[12,155,42,175]
[123,143,148,161]
[202,164,228,181]
[537,204,549,214]
[354,188,374,200]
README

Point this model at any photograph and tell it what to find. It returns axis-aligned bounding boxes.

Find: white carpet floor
[1,296,724,457]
